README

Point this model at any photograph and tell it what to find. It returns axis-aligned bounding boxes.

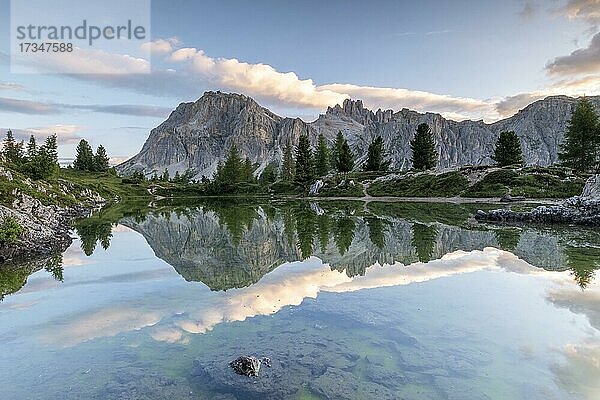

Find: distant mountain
[117,91,600,179]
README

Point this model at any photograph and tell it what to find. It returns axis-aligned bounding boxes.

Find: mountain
[117,92,600,179]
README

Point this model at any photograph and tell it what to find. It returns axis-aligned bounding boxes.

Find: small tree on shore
[559,97,600,173]
[410,123,437,171]
[364,136,390,172]
[492,131,524,167]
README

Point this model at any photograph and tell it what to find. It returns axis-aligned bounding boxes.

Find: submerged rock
[229,356,271,377]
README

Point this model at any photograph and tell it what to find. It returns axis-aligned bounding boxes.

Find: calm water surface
[0,200,599,399]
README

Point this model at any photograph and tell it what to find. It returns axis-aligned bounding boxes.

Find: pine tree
[161,169,169,182]
[332,132,354,173]
[492,131,524,167]
[2,130,24,165]
[281,142,295,182]
[94,145,110,172]
[559,97,600,173]
[241,157,255,183]
[314,133,329,177]
[221,144,242,184]
[43,134,58,166]
[364,136,390,171]
[410,123,437,171]
[259,162,278,184]
[73,139,95,171]
[294,133,314,184]
[173,171,181,182]
[26,135,37,160]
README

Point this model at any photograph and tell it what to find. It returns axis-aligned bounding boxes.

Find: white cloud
[141,38,180,54]
[4,124,84,144]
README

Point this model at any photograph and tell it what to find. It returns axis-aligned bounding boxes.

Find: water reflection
[113,200,599,290]
[1,200,600,399]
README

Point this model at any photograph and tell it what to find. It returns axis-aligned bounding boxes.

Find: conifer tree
[559,97,600,173]
[314,133,330,177]
[294,133,314,184]
[73,139,95,171]
[94,145,110,172]
[364,136,390,171]
[2,130,24,165]
[281,142,295,182]
[259,162,278,184]
[26,135,37,160]
[410,123,437,171]
[492,131,524,167]
[332,131,354,173]
[161,169,170,182]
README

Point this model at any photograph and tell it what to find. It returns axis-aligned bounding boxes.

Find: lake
[1,199,599,399]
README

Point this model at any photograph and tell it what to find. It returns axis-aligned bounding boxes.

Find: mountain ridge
[117,91,600,179]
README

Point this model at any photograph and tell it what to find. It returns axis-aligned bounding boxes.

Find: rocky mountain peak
[118,92,600,180]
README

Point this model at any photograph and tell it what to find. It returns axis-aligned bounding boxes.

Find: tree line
[1,130,58,179]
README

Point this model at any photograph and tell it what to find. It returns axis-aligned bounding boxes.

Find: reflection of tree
[334,216,355,255]
[207,204,258,245]
[565,246,599,289]
[75,219,113,256]
[295,208,316,259]
[366,217,387,249]
[316,214,331,252]
[411,223,438,262]
[44,255,64,282]
[495,228,521,252]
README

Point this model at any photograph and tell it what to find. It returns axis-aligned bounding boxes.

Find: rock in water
[229,356,271,377]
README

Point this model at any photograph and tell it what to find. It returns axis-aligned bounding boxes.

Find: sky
[0,0,600,162]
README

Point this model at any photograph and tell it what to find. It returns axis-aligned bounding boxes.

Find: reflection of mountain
[120,201,599,291]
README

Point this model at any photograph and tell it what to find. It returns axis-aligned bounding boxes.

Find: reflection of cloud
[150,327,183,343]
[160,249,538,336]
[553,341,600,400]
[546,284,600,331]
[43,307,161,346]
[61,246,91,268]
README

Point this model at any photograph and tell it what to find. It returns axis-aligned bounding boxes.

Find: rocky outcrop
[0,165,107,263]
[117,92,600,179]
[582,175,600,199]
[475,175,600,226]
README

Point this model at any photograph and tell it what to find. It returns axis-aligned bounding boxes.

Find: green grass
[367,171,469,197]
[0,217,25,244]
[462,168,586,198]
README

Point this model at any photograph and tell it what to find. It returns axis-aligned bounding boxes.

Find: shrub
[0,217,25,244]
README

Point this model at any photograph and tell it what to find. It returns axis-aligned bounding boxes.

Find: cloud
[20,41,508,122]
[168,47,348,110]
[0,96,170,118]
[141,38,180,54]
[546,32,600,75]
[0,97,58,114]
[0,82,26,91]
[17,47,150,75]
[495,92,548,117]
[563,0,600,27]
[69,104,172,118]
[519,1,538,19]
[320,83,499,121]
[4,124,84,144]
